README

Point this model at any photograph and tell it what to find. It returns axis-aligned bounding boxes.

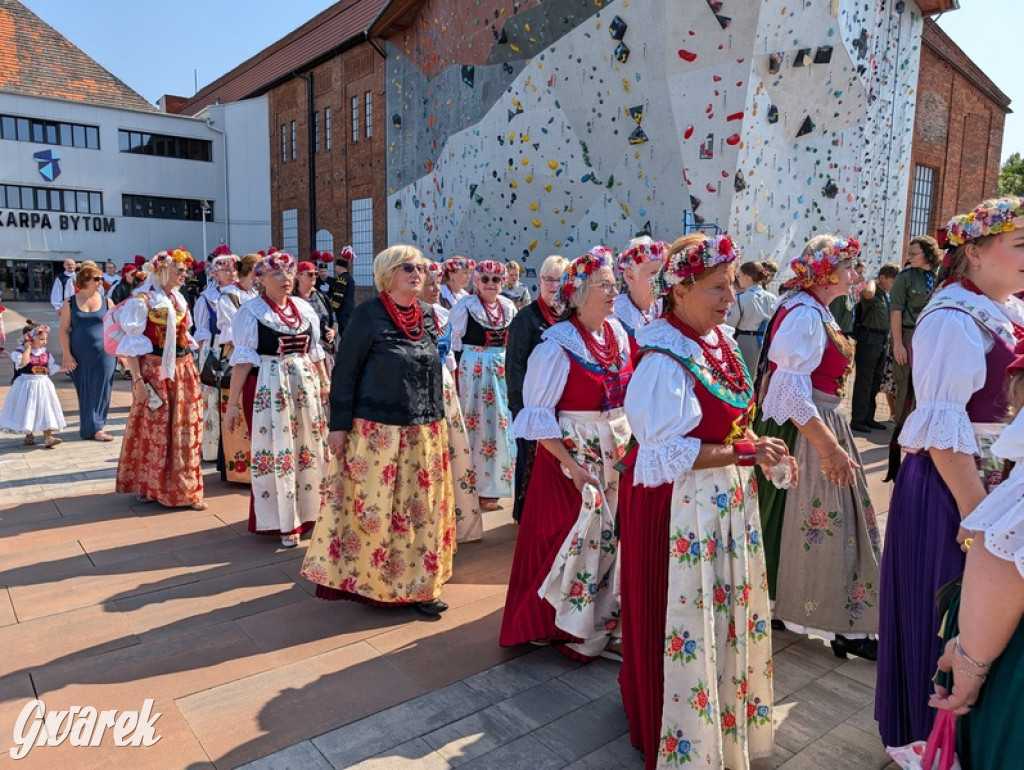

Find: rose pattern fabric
[457,346,516,498]
[442,366,482,542]
[198,345,221,462]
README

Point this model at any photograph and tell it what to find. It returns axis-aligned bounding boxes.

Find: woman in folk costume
[115,248,206,510]
[753,235,881,658]
[223,252,330,548]
[614,236,668,364]
[617,233,790,769]
[301,245,455,615]
[192,249,237,461]
[439,256,474,310]
[0,322,65,446]
[217,252,263,483]
[450,260,517,511]
[423,261,482,542]
[500,246,632,661]
[506,254,570,523]
[876,197,1024,748]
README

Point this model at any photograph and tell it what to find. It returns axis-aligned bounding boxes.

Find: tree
[998,152,1024,197]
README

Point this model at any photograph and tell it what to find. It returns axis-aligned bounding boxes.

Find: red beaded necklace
[570,315,622,372]
[264,296,303,329]
[380,292,425,341]
[537,299,559,327]
[481,297,505,328]
[665,313,749,392]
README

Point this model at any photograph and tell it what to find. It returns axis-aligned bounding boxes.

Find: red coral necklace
[264,296,303,329]
[665,313,749,392]
[380,292,424,341]
[537,299,559,327]
[481,298,505,328]
[570,315,622,372]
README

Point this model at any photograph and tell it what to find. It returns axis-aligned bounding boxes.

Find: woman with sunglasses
[295,259,337,374]
[58,261,116,441]
[224,252,330,548]
[302,246,455,615]
[500,247,632,660]
[450,260,518,511]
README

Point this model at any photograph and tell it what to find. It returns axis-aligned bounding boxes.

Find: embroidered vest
[767,304,853,397]
[557,349,632,413]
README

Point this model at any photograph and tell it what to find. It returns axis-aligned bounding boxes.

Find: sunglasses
[301,271,316,276]
[400,262,426,274]
[90,276,103,283]
[478,275,502,284]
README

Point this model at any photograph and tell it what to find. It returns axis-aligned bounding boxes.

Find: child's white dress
[0,347,65,433]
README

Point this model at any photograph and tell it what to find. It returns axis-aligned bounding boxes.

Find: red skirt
[115,353,204,507]
[499,443,585,649]
[617,461,673,768]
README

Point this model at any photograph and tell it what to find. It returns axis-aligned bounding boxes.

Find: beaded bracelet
[955,637,992,669]
[953,662,987,680]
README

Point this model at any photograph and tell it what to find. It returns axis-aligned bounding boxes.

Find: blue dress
[69,296,116,438]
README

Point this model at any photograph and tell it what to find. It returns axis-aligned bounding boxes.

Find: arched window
[315,228,334,253]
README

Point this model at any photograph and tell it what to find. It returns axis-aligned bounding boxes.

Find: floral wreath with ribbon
[474,259,507,281]
[425,261,444,280]
[443,257,476,274]
[781,236,860,291]
[616,240,669,276]
[559,246,614,305]
[209,255,236,274]
[255,251,296,276]
[150,247,195,272]
[23,324,50,342]
[651,235,739,298]
[946,197,1024,248]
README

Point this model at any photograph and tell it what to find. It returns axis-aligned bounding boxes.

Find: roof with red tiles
[0,0,155,112]
[173,0,387,116]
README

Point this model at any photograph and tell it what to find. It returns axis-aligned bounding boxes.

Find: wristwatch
[733,439,757,467]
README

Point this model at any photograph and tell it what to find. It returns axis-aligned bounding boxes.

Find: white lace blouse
[760,292,836,427]
[228,296,325,367]
[511,318,630,440]
[449,295,517,352]
[899,285,1024,454]
[191,284,221,344]
[625,319,738,487]
[613,293,661,334]
[961,414,1024,578]
[217,285,260,346]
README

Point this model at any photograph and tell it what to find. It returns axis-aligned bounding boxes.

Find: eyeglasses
[595,282,619,295]
[539,276,561,285]
[478,275,502,284]
[400,262,426,274]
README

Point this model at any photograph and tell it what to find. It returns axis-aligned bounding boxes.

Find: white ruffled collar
[613,293,661,332]
[241,295,316,335]
[636,318,734,363]
[774,289,838,326]
[223,284,261,302]
[441,286,467,305]
[462,294,516,329]
[542,317,630,365]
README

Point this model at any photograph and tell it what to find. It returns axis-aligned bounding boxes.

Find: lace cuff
[193,327,213,343]
[634,437,701,487]
[512,407,561,440]
[308,342,325,363]
[116,334,153,357]
[898,402,977,453]
[228,345,262,367]
[961,475,1024,579]
[760,369,819,426]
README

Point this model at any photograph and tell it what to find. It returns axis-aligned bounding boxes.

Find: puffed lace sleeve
[898,309,987,453]
[625,352,702,487]
[227,304,262,366]
[448,298,470,352]
[760,305,827,426]
[511,339,570,440]
[294,297,325,362]
[115,295,154,357]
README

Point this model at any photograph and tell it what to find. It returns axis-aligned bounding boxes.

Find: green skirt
[752,416,798,602]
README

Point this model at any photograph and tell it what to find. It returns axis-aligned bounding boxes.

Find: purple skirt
[875,452,966,747]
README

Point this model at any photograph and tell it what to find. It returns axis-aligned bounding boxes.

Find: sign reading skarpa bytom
[0,211,116,232]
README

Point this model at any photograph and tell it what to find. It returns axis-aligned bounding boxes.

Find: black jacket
[506,300,553,417]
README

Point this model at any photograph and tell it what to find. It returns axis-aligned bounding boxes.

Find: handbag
[886,709,961,770]
[200,350,230,388]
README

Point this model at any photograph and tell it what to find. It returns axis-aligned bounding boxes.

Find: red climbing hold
[678,49,697,62]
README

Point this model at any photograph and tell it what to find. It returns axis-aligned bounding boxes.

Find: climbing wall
[385,0,923,273]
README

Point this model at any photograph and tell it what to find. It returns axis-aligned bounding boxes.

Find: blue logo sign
[33,149,61,181]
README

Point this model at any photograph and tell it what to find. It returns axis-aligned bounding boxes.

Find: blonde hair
[505,260,522,275]
[1009,374,1024,417]
[238,253,264,278]
[539,255,568,277]
[373,244,424,292]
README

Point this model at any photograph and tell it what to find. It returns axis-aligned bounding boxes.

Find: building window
[117,130,211,161]
[290,121,297,160]
[314,111,320,155]
[281,124,287,162]
[2,184,103,214]
[365,92,373,139]
[325,107,332,150]
[315,228,334,254]
[909,164,936,237]
[351,197,373,283]
[0,114,100,149]
[282,209,299,253]
[121,194,212,221]
[351,96,359,142]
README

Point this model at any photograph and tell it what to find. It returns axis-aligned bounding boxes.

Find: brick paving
[1,300,899,769]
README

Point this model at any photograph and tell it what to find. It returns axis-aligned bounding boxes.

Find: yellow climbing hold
[530,202,538,211]
[547,160,559,170]
[531,218,542,228]
[544,184,552,192]
[528,239,538,251]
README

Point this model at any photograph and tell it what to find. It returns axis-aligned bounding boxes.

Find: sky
[18,0,1024,161]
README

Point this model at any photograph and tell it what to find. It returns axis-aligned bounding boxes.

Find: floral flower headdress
[443,257,476,274]
[23,324,50,341]
[150,247,195,272]
[651,235,739,298]
[425,261,444,279]
[255,251,296,276]
[475,259,507,280]
[559,246,613,305]
[781,236,860,291]
[616,240,669,276]
[946,197,1024,248]
[209,255,237,274]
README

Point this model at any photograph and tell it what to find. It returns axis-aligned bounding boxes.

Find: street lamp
[200,199,210,260]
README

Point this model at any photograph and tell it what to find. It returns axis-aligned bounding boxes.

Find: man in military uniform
[850,262,899,433]
[326,245,357,340]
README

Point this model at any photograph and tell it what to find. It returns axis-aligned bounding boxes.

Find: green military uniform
[829,293,855,334]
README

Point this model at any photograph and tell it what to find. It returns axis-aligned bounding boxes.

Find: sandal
[93,431,114,442]
[44,437,62,448]
[190,500,209,511]
[23,435,35,446]
[280,534,300,548]
[479,498,500,512]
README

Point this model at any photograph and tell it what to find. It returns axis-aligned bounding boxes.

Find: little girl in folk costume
[0,321,66,447]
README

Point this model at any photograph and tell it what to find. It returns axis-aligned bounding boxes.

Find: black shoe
[849,422,873,434]
[865,419,887,430]
[415,599,449,615]
[771,618,786,631]
[830,635,877,661]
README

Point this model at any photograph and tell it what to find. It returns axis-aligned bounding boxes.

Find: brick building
[905,18,1011,249]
